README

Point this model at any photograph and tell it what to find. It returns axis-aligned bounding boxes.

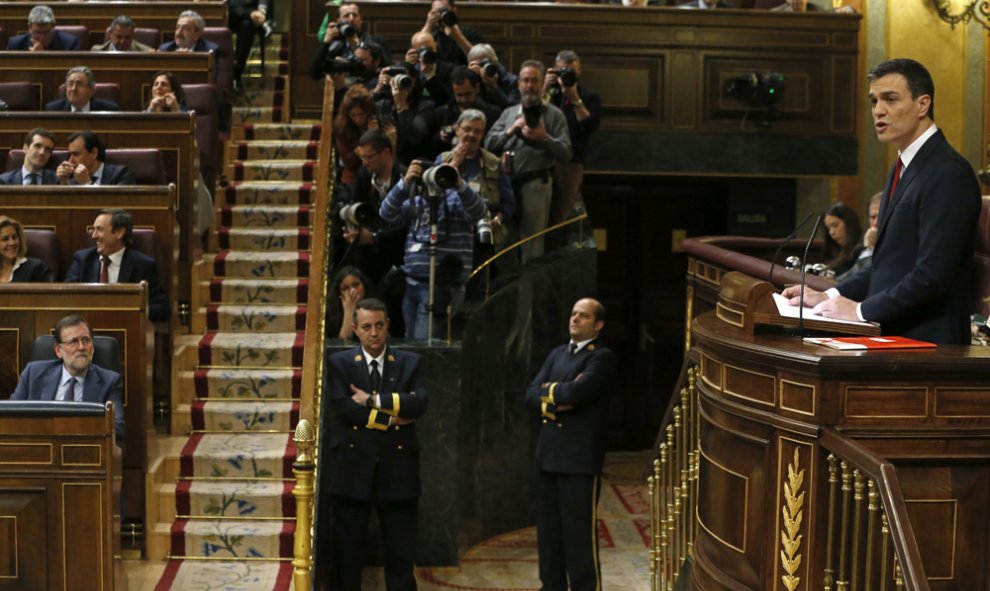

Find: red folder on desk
[802,336,937,351]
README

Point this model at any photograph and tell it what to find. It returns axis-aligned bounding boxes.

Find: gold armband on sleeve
[366,409,390,431]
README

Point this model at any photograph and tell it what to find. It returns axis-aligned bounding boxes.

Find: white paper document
[772,292,880,329]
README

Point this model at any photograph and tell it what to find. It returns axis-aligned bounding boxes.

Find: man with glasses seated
[45,67,120,112]
[10,315,125,443]
[6,5,80,51]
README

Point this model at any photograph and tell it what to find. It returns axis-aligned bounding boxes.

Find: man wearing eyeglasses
[11,315,125,443]
[6,5,81,51]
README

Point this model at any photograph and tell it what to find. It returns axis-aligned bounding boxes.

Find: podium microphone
[798,213,825,335]
[768,211,819,284]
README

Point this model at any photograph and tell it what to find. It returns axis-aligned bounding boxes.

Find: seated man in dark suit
[56,131,135,186]
[6,5,81,51]
[158,10,220,54]
[10,315,125,443]
[65,209,170,322]
[91,14,153,53]
[0,127,58,185]
[44,67,120,112]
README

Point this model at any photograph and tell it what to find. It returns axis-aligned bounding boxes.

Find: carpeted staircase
[152,32,320,591]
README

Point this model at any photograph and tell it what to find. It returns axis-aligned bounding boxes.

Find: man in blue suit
[325,298,427,591]
[784,59,982,344]
[158,10,221,54]
[525,298,617,591]
[0,128,58,185]
[10,315,125,444]
[44,67,120,112]
[65,209,170,322]
[56,131,135,186]
[6,5,80,51]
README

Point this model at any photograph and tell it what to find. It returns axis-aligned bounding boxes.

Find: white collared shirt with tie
[57,366,87,402]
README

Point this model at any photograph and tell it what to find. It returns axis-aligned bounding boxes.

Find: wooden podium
[0,401,122,591]
[687,275,990,590]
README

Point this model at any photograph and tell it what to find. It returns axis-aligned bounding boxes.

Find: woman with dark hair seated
[326,265,376,340]
[0,216,50,283]
[823,202,864,279]
[146,71,188,113]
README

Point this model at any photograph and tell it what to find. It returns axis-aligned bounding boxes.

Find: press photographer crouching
[436,109,514,269]
[379,159,487,341]
[334,129,407,336]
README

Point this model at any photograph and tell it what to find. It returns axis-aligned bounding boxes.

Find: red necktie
[99,255,110,283]
[887,158,903,202]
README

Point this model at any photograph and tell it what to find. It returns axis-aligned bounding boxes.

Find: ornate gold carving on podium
[780,448,805,591]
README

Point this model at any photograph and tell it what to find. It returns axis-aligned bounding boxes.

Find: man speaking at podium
[784,58,981,344]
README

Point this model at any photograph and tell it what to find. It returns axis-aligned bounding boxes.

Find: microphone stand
[798,214,824,336]
[768,211,817,284]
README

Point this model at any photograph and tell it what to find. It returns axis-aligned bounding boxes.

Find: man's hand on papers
[812,295,859,321]
[781,285,829,308]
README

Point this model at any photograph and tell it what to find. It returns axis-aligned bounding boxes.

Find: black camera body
[479,60,499,78]
[522,103,542,129]
[439,8,458,27]
[556,67,578,87]
[338,21,356,39]
[324,56,365,76]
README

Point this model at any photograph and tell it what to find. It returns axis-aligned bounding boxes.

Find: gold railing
[648,358,700,591]
[819,429,929,591]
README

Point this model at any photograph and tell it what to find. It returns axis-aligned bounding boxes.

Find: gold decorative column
[292,419,316,590]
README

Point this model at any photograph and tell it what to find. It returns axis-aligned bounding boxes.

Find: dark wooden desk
[0,401,121,591]
[0,284,154,551]
[0,113,199,316]
[689,311,990,590]
[0,1,227,48]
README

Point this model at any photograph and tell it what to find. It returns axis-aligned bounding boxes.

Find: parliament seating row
[23,226,166,286]
[5,147,167,185]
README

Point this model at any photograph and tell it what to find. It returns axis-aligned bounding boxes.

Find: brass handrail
[466,212,589,282]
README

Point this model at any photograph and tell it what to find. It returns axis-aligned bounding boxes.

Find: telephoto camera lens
[339,202,375,227]
[439,8,458,27]
[418,47,437,66]
[422,164,460,194]
[394,74,414,91]
[522,103,542,129]
[338,21,356,38]
[480,60,499,78]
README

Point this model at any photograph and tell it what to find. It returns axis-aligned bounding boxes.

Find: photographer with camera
[467,44,518,110]
[374,59,439,165]
[485,60,572,263]
[431,67,502,154]
[421,0,482,66]
[544,50,602,226]
[335,129,408,335]
[310,3,391,82]
[401,30,456,107]
[436,109,515,263]
[379,158,487,341]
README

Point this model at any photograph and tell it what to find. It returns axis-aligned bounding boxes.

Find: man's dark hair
[23,127,55,147]
[55,315,92,344]
[356,41,383,62]
[555,50,580,66]
[110,14,136,30]
[451,66,480,87]
[357,128,393,154]
[519,59,545,78]
[868,58,935,121]
[353,297,389,323]
[97,208,134,245]
[67,130,106,162]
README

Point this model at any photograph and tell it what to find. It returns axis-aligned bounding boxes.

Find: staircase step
[238,74,286,94]
[212,251,310,279]
[190,400,300,432]
[217,227,311,251]
[179,433,296,479]
[220,205,311,228]
[154,559,293,590]
[208,278,309,304]
[232,140,318,161]
[233,88,284,109]
[205,305,307,333]
[175,480,296,518]
[232,106,285,125]
[198,332,304,368]
[191,368,302,400]
[229,159,316,182]
[240,123,320,141]
[170,518,295,559]
[223,182,314,206]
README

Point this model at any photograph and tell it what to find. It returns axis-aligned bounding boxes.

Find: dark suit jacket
[837,129,982,344]
[65,247,170,321]
[326,345,427,501]
[158,37,222,55]
[0,168,58,185]
[10,359,125,442]
[92,163,136,186]
[7,30,80,51]
[525,338,617,475]
[10,257,51,282]
[44,97,121,112]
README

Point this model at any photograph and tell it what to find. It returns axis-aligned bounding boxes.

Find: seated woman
[822,202,863,279]
[326,265,375,340]
[146,71,187,113]
[0,216,50,283]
